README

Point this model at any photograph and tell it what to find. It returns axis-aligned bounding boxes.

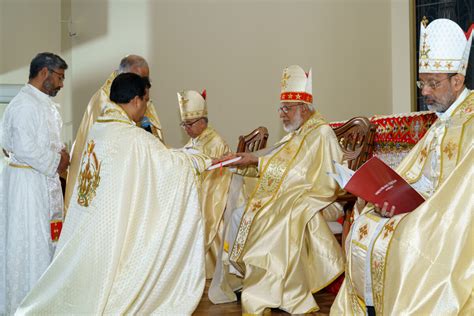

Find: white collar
[26,83,51,101]
[436,88,469,120]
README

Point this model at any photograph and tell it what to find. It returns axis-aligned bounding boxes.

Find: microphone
[141,116,153,133]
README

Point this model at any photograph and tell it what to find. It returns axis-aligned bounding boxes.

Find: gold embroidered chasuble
[17,104,211,315]
[227,113,345,314]
[184,126,233,278]
[332,91,473,315]
[64,72,164,214]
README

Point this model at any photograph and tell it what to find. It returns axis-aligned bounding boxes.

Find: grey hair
[304,103,315,112]
[117,55,148,74]
[29,52,68,79]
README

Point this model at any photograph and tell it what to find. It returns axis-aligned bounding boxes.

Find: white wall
[0,0,74,146]
[69,0,398,148]
[390,0,414,114]
[1,0,414,149]
[0,0,61,84]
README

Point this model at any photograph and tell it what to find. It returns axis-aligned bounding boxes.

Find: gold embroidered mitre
[177,89,208,120]
[280,65,312,104]
[419,18,473,75]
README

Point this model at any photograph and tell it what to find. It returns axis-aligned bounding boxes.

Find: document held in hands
[207,156,242,171]
[328,156,425,215]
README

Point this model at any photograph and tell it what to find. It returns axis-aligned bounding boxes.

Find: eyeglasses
[180,118,202,128]
[278,103,302,114]
[416,74,455,90]
[49,69,65,82]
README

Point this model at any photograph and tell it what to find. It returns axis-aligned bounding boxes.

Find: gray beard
[424,88,457,113]
[283,110,303,132]
[427,102,450,113]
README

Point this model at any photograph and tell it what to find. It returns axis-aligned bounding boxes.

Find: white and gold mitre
[419,18,473,75]
[280,65,312,104]
[177,89,208,121]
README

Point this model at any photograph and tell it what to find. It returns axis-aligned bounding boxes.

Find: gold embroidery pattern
[346,260,366,313]
[230,211,256,272]
[371,214,408,315]
[182,110,207,119]
[421,16,429,27]
[457,95,473,116]
[443,141,457,160]
[257,155,288,196]
[420,33,430,59]
[358,223,368,240]
[77,140,102,207]
[250,200,262,212]
[281,71,291,89]
[419,146,429,163]
[371,256,384,312]
[382,221,395,239]
[178,92,189,107]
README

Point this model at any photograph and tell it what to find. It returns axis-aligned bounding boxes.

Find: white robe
[0,84,63,315]
[16,105,211,315]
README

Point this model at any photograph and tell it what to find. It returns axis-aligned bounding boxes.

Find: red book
[328,156,425,215]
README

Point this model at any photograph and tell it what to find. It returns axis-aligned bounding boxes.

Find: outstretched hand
[229,152,258,167]
[213,152,258,167]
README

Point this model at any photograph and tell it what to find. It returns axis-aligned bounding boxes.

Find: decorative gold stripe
[351,239,368,251]
[380,214,410,315]
[456,116,473,165]
[346,225,367,313]
[437,127,448,191]
[370,219,388,314]
[419,58,464,61]
[404,129,435,183]
[96,118,132,125]
[8,163,32,169]
[311,268,344,294]
[356,294,366,311]
[305,306,320,313]
[365,212,381,222]
[230,135,302,268]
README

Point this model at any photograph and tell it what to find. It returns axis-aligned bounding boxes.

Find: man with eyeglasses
[178,89,232,279]
[209,65,345,314]
[64,54,163,217]
[332,18,473,315]
[0,52,69,314]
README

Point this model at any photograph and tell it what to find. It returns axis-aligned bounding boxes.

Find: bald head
[118,55,149,78]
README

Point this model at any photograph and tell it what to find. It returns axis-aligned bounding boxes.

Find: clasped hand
[57,148,70,174]
[374,201,396,218]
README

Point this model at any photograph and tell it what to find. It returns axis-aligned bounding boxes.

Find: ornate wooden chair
[236,126,269,153]
[329,117,376,244]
